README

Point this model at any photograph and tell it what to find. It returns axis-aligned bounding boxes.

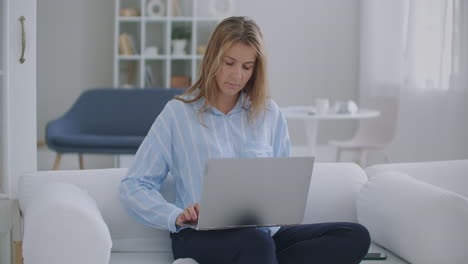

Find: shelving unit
[114,0,227,89]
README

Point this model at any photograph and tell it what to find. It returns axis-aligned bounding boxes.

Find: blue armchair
[46,88,185,169]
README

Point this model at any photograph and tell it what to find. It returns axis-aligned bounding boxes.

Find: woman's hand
[176,203,200,227]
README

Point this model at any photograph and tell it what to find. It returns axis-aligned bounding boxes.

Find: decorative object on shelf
[347,100,359,114]
[209,0,234,17]
[147,0,166,17]
[144,46,159,56]
[172,0,182,16]
[197,45,207,55]
[171,76,191,88]
[332,100,359,114]
[128,34,137,54]
[172,24,191,40]
[332,101,346,114]
[172,24,191,55]
[119,8,140,17]
[122,83,134,89]
[172,39,187,55]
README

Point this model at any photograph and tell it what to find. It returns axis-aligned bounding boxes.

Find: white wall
[36,0,361,169]
[233,0,361,146]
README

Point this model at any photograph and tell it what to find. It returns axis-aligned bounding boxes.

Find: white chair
[329,96,398,167]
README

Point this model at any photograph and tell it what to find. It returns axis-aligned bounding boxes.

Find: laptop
[182,156,314,230]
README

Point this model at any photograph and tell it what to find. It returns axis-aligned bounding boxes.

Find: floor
[37,144,356,171]
[109,243,408,264]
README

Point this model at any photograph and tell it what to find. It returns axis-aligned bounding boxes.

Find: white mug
[315,98,330,115]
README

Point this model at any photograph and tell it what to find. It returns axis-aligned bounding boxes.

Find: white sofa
[16,160,468,264]
[358,160,468,264]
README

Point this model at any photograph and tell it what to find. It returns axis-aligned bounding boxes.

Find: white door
[0,0,36,263]
[0,0,37,199]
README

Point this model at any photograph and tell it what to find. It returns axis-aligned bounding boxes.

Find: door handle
[19,16,26,64]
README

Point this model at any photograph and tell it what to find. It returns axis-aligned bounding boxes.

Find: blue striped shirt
[119,92,291,236]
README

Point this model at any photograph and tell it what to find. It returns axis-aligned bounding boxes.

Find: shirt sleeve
[119,103,183,232]
[272,104,291,158]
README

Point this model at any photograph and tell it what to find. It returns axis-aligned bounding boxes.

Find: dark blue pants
[170,222,371,264]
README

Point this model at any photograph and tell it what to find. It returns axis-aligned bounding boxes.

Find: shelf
[170,55,194,60]
[144,55,167,60]
[144,17,167,22]
[170,17,194,22]
[115,0,226,88]
[118,17,141,22]
[118,55,140,60]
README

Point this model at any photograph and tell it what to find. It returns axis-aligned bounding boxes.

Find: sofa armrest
[357,172,468,264]
[22,183,112,264]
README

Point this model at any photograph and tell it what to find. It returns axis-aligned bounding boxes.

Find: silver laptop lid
[194,157,314,230]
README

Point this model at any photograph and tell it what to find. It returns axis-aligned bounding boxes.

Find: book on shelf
[118,33,137,55]
[119,8,140,17]
[145,65,157,87]
[126,61,138,85]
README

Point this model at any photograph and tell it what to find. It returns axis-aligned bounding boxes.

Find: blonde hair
[175,16,269,122]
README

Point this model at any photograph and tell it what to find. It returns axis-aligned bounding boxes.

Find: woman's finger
[183,209,192,221]
[187,206,198,220]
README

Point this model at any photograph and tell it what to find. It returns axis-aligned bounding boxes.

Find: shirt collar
[195,92,249,116]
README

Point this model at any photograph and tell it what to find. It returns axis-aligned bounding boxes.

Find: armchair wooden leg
[13,241,23,264]
[79,154,84,170]
[53,153,62,170]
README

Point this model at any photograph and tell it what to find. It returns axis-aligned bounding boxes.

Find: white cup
[315,98,330,115]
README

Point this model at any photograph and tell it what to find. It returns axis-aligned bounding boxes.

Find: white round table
[282,107,380,156]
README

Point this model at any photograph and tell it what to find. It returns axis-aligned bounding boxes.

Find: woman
[120,16,370,264]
